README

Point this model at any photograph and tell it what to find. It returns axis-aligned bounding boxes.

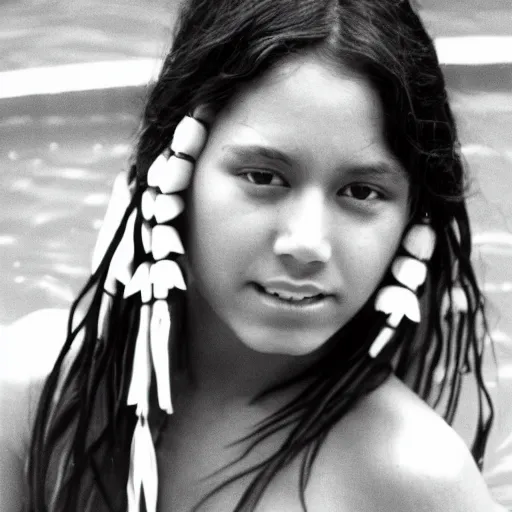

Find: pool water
[0,88,144,324]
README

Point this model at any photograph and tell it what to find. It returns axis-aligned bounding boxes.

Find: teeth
[264,287,318,301]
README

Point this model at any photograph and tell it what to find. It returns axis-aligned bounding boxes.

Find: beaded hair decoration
[91,107,209,512]
[91,105,441,511]
[369,216,436,358]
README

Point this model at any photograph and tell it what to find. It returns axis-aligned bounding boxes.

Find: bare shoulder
[0,308,76,512]
[1,308,72,381]
[306,375,505,512]
[0,308,78,449]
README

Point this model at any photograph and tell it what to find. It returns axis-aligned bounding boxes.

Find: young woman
[1,0,509,511]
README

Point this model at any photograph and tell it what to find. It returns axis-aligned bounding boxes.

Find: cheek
[187,169,258,288]
[339,218,405,298]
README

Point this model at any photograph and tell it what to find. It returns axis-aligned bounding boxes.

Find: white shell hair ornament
[369,214,436,358]
[90,105,213,512]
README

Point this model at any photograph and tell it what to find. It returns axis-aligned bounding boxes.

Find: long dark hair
[26,0,497,510]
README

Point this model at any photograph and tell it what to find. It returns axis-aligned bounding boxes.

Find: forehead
[210,51,395,170]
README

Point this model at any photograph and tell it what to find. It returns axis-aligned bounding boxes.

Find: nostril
[273,236,332,264]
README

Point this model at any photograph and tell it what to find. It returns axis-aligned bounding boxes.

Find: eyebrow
[223,144,293,166]
[222,144,407,181]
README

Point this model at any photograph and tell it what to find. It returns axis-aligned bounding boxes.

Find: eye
[240,170,286,187]
[339,184,382,201]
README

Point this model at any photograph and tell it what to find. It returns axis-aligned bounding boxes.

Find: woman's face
[187,52,410,356]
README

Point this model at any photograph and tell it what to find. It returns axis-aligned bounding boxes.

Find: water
[0,88,144,323]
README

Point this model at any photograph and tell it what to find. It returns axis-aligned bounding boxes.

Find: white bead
[148,154,194,194]
[154,194,185,224]
[151,283,168,300]
[150,299,172,414]
[150,260,187,292]
[403,223,436,261]
[150,261,169,299]
[369,327,395,358]
[147,154,168,188]
[141,189,157,221]
[124,262,152,302]
[127,414,158,512]
[170,116,208,159]
[151,225,184,260]
[374,285,421,326]
[91,171,132,273]
[391,256,427,291]
[160,156,194,193]
[141,222,152,254]
[127,303,151,412]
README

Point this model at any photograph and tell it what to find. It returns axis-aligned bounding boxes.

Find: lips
[261,285,325,302]
[258,279,330,297]
[253,283,331,307]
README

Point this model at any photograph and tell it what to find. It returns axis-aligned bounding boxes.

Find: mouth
[252,283,330,307]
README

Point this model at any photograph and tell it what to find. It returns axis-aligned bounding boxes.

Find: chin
[236,325,336,356]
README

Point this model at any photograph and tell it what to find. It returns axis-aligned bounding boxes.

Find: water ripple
[0,235,17,246]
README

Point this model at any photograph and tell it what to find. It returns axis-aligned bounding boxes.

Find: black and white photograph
[1,0,511,510]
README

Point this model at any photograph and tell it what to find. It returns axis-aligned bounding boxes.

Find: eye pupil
[349,185,372,200]
[247,171,274,185]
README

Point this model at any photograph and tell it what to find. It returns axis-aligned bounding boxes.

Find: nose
[273,187,332,265]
